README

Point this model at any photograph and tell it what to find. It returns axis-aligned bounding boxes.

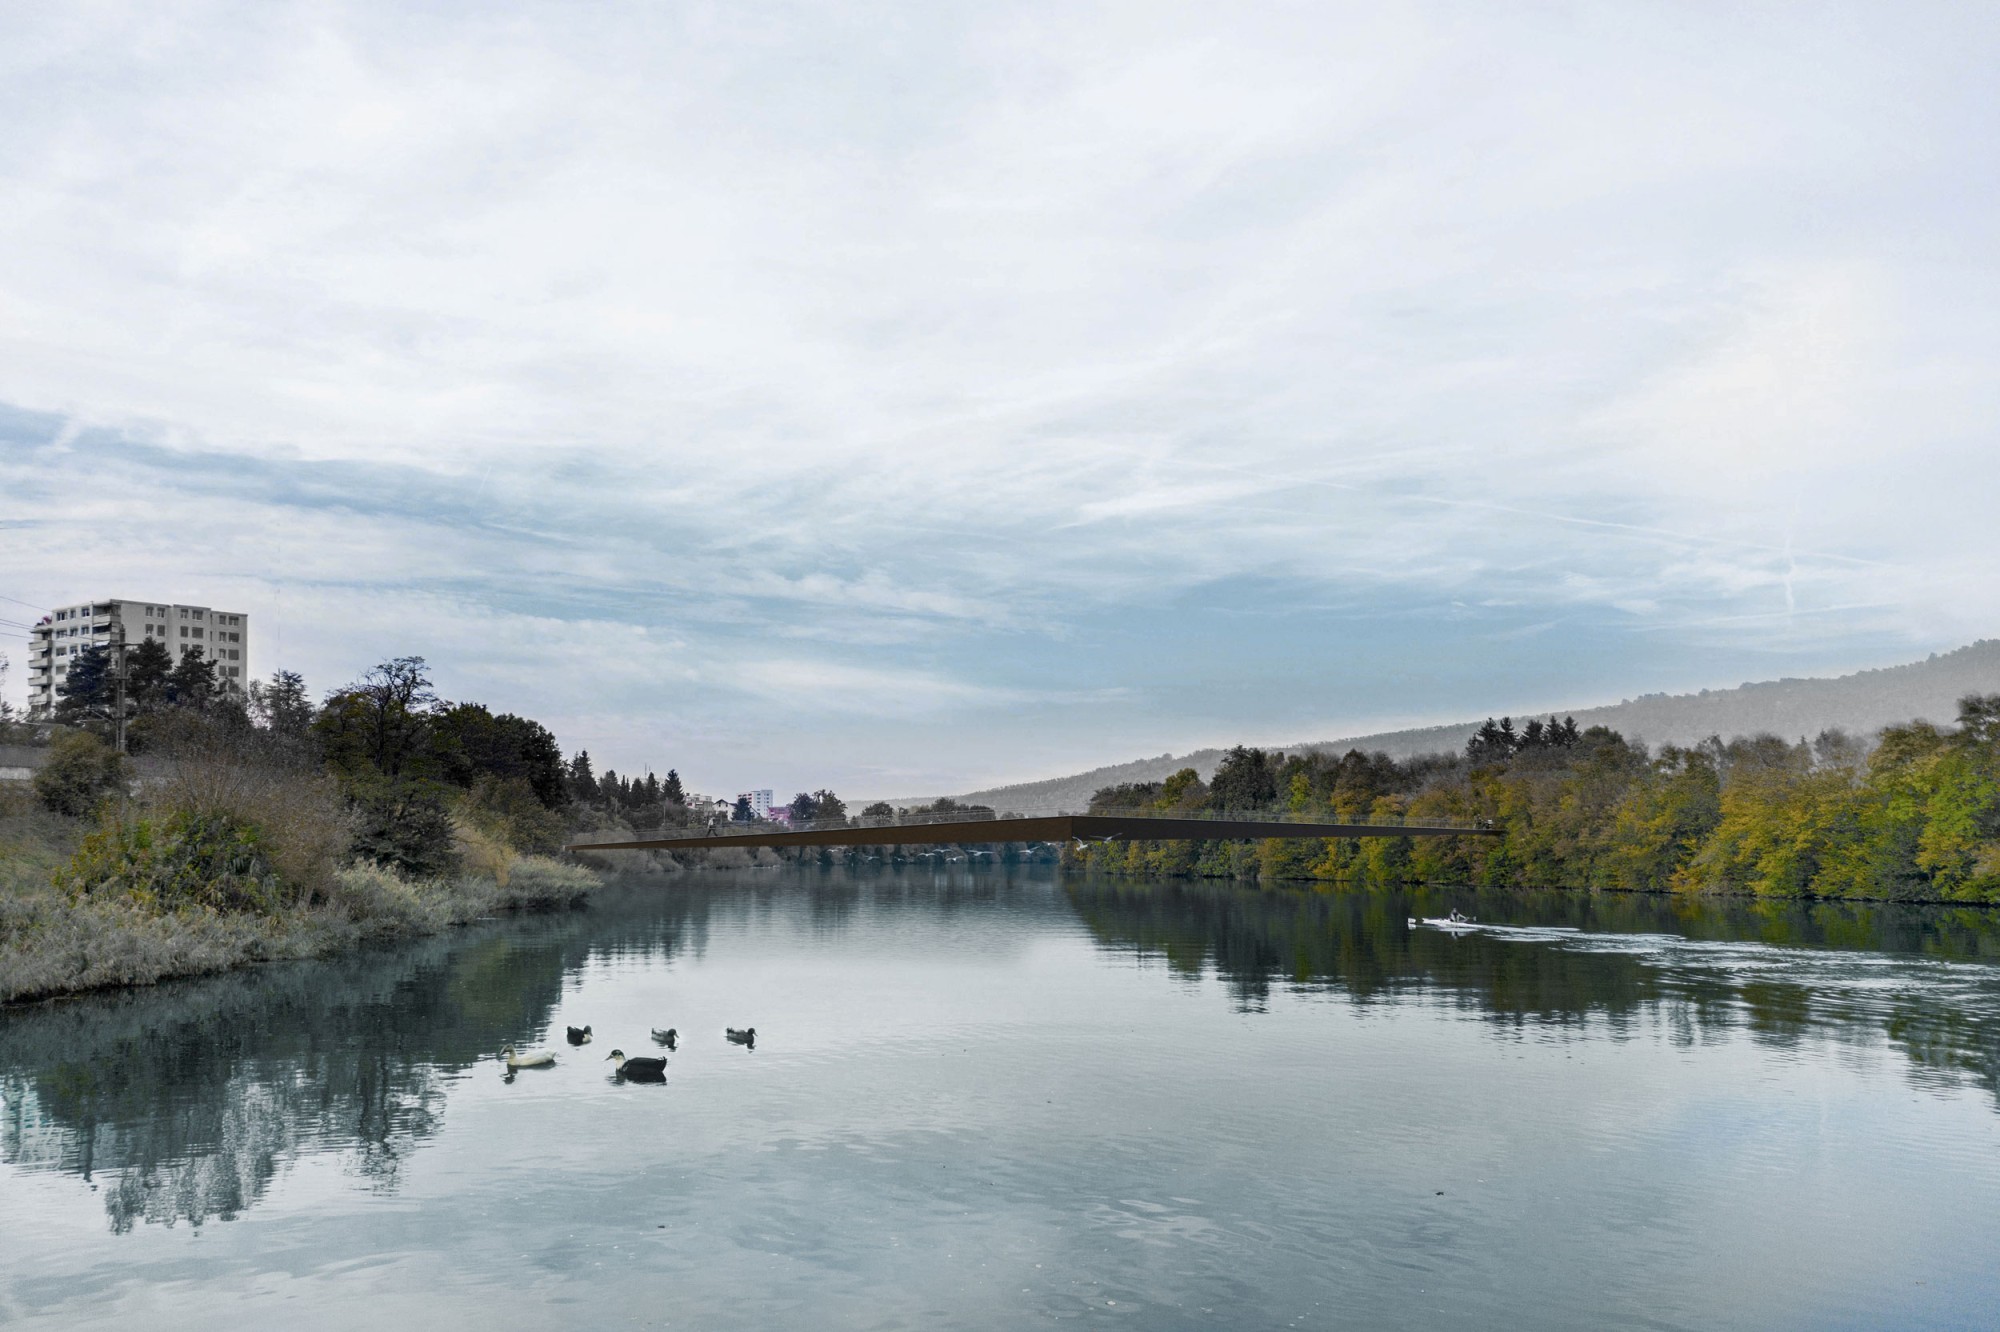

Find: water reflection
[1066,876,2000,1105]
[5,871,2000,1241]
[0,886,713,1232]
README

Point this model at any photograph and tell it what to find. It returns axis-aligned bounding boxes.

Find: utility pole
[112,618,129,754]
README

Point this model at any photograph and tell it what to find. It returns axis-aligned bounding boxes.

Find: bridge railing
[570,802,1492,848]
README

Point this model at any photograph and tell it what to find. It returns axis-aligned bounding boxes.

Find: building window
[192,628,204,639]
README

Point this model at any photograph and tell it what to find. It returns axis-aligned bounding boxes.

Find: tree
[1466,719,1514,765]
[167,648,222,711]
[732,794,755,822]
[568,750,598,801]
[662,769,686,805]
[787,791,818,823]
[55,644,115,721]
[811,789,846,823]
[314,657,437,783]
[126,638,174,711]
[432,703,568,809]
[248,670,315,740]
[1209,746,1279,809]
[860,801,895,826]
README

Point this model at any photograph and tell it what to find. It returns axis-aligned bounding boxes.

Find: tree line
[37,652,578,881]
[1081,701,2000,903]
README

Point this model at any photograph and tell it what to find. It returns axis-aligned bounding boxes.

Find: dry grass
[148,720,352,908]
[0,855,599,1005]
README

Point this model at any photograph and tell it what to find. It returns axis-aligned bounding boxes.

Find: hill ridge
[889,639,2000,815]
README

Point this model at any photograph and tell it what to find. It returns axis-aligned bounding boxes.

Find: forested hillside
[916,640,2000,814]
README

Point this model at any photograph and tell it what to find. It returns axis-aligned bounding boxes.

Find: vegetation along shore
[7,635,1998,1008]
[1,656,597,1005]
[1077,697,2000,903]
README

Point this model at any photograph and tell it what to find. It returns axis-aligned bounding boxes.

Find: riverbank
[0,800,600,1005]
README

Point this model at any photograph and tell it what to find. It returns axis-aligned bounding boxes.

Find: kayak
[1410,916,1480,931]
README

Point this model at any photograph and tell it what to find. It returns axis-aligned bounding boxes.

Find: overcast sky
[2,0,1997,799]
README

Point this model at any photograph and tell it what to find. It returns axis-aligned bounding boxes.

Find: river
[3,869,1998,1329]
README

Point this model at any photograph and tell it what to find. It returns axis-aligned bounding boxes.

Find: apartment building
[27,597,251,715]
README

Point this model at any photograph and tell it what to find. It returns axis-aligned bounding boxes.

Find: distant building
[736,788,775,820]
[28,597,250,716]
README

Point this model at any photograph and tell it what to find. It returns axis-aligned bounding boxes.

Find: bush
[33,730,129,818]
[461,775,567,856]
[56,810,289,915]
[350,785,461,878]
[150,715,351,906]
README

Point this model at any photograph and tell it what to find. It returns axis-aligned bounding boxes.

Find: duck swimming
[726,1027,756,1049]
[607,1050,667,1081]
[651,1027,678,1050]
[566,1025,593,1045]
[501,1045,557,1069]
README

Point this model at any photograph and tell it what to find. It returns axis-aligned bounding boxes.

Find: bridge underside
[567,814,1497,854]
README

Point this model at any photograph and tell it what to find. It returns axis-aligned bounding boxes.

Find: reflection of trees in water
[0,878,714,1232]
[1064,876,2000,1105]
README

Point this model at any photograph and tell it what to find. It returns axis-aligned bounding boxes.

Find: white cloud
[3,0,1998,790]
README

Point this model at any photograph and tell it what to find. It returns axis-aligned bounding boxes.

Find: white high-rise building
[27,597,251,716]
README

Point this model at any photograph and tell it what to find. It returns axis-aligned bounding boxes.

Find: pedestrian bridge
[567,811,1499,854]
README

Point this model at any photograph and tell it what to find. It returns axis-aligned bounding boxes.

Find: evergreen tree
[126,638,174,711]
[248,670,315,739]
[662,768,685,805]
[569,750,597,801]
[55,644,115,720]
[171,649,224,709]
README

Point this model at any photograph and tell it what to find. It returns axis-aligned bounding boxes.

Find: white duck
[501,1045,557,1069]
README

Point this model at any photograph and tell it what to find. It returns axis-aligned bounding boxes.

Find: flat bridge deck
[567,814,1499,853]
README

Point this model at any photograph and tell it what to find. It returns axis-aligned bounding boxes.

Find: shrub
[32,730,129,818]
[460,775,567,856]
[57,810,288,915]
[150,715,351,906]
[350,785,461,878]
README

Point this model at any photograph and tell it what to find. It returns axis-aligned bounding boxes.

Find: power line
[0,593,49,614]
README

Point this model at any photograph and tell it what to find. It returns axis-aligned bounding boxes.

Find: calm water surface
[4,869,2000,1330]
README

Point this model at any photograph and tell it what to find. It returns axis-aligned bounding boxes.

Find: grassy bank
[0,788,599,1007]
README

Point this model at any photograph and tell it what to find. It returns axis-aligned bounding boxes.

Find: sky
[2,0,1997,800]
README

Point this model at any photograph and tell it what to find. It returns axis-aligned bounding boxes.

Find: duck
[566,1024,593,1045]
[651,1027,678,1050]
[726,1027,756,1048]
[501,1045,557,1069]
[607,1049,667,1081]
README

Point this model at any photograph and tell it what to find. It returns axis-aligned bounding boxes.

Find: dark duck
[651,1027,678,1050]
[726,1027,756,1049]
[607,1050,667,1082]
[566,1025,593,1045]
